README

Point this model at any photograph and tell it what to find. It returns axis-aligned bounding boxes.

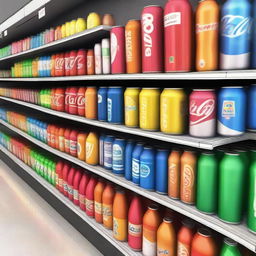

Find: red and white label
[142,13,154,57]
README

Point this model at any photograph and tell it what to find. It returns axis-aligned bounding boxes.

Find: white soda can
[94,43,102,75]
[102,38,111,74]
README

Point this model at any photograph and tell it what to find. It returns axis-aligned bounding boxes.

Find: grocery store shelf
[0,25,111,66]
[0,96,253,149]
[0,144,140,256]
[1,120,255,252]
[1,70,256,80]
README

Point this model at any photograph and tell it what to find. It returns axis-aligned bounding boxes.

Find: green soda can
[35,154,41,174]
[248,160,256,233]
[218,152,245,224]
[39,155,45,177]
[196,152,218,214]
[216,148,226,162]
[220,238,241,256]
[47,160,53,183]
[46,89,51,109]
[51,161,56,186]
[43,158,49,180]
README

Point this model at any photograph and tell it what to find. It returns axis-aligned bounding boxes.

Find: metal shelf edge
[0,120,255,252]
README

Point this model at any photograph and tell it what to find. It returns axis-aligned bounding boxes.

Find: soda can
[77,49,87,75]
[247,85,256,131]
[218,87,246,136]
[86,132,99,166]
[102,38,111,74]
[196,152,218,214]
[107,87,124,124]
[124,140,135,181]
[140,146,155,191]
[99,134,105,166]
[220,0,252,70]
[156,149,169,194]
[64,52,70,76]
[69,50,77,76]
[77,87,86,116]
[112,138,126,175]
[85,86,97,119]
[68,87,78,115]
[55,53,65,76]
[189,89,216,138]
[220,238,241,256]
[70,20,76,35]
[124,87,140,127]
[248,158,256,233]
[125,20,142,73]
[104,135,115,170]
[160,88,187,135]
[139,88,160,131]
[87,12,101,29]
[87,49,95,75]
[180,150,197,205]
[94,43,102,75]
[141,5,164,73]
[111,26,126,74]
[98,87,108,121]
[132,143,144,185]
[218,152,245,224]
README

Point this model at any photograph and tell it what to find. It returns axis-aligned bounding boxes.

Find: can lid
[202,151,214,155]
[157,148,169,152]
[143,88,160,90]
[143,5,162,8]
[148,204,158,211]
[106,135,115,138]
[181,218,195,229]
[193,89,214,91]
[128,19,140,22]
[109,86,122,88]
[99,86,108,88]
[163,217,173,223]
[115,138,126,141]
[224,237,237,246]
[198,228,211,237]
[221,86,243,89]
[144,146,153,149]
[184,150,195,153]
[224,151,239,156]
[111,25,124,28]
[126,87,141,89]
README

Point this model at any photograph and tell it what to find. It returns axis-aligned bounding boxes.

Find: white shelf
[1,119,255,252]
[0,144,141,256]
[0,96,253,150]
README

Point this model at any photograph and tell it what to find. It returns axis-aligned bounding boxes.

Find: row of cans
[1,109,256,233]
[1,85,256,137]
[0,130,252,256]
[0,12,115,58]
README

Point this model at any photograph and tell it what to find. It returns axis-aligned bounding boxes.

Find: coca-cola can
[55,53,65,76]
[94,43,102,75]
[55,88,65,112]
[189,89,216,138]
[64,52,70,76]
[141,5,164,73]
[77,49,87,75]
[110,26,126,74]
[102,38,111,74]
[69,50,77,76]
[69,87,78,115]
[77,87,86,116]
[65,87,71,113]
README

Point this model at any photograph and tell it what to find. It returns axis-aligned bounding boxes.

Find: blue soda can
[112,138,126,175]
[98,87,108,121]
[218,87,246,136]
[104,135,115,170]
[140,147,155,191]
[156,149,169,194]
[125,140,135,181]
[43,123,48,143]
[107,87,124,124]
[99,134,105,166]
[132,143,144,185]
[248,85,256,131]
[220,0,252,70]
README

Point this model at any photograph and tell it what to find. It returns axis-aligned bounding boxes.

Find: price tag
[38,7,46,19]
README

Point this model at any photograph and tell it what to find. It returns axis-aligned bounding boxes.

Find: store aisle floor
[0,160,102,256]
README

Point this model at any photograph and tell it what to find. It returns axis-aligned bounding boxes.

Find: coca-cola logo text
[77,95,85,106]
[142,13,154,57]
[55,57,64,70]
[53,93,64,106]
[183,164,194,201]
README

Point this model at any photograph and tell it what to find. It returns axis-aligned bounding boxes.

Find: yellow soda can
[61,24,66,38]
[65,21,71,37]
[70,20,77,35]
[139,88,160,131]
[76,18,87,33]
[87,12,101,29]
[160,88,187,134]
[124,87,140,127]
[86,132,99,165]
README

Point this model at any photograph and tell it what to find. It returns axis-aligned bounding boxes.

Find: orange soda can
[85,86,97,119]
[168,149,182,199]
[157,217,176,256]
[113,189,128,241]
[58,127,65,152]
[94,179,105,223]
[102,182,115,229]
[32,58,39,77]
[177,218,195,256]
[143,204,161,256]
[125,20,142,73]
[87,49,95,75]
[195,0,219,71]
[54,126,59,149]
[86,132,99,165]
[77,132,87,161]
[191,228,217,256]
[180,150,197,204]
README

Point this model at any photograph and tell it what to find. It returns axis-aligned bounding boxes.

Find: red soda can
[189,89,216,138]
[64,52,70,76]
[55,53,65,76]
[164,0,192,72]
[141,5,164,73]
[51,88,56,110]
[65,87,71,113]
[77,87,86,116]
[69,50,77,76]
[68,87,78,115]
[77,49,87,75]
[110,26,126,74]
[55,87,65,112]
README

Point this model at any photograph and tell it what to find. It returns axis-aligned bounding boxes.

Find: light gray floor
[0,160,103,256]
